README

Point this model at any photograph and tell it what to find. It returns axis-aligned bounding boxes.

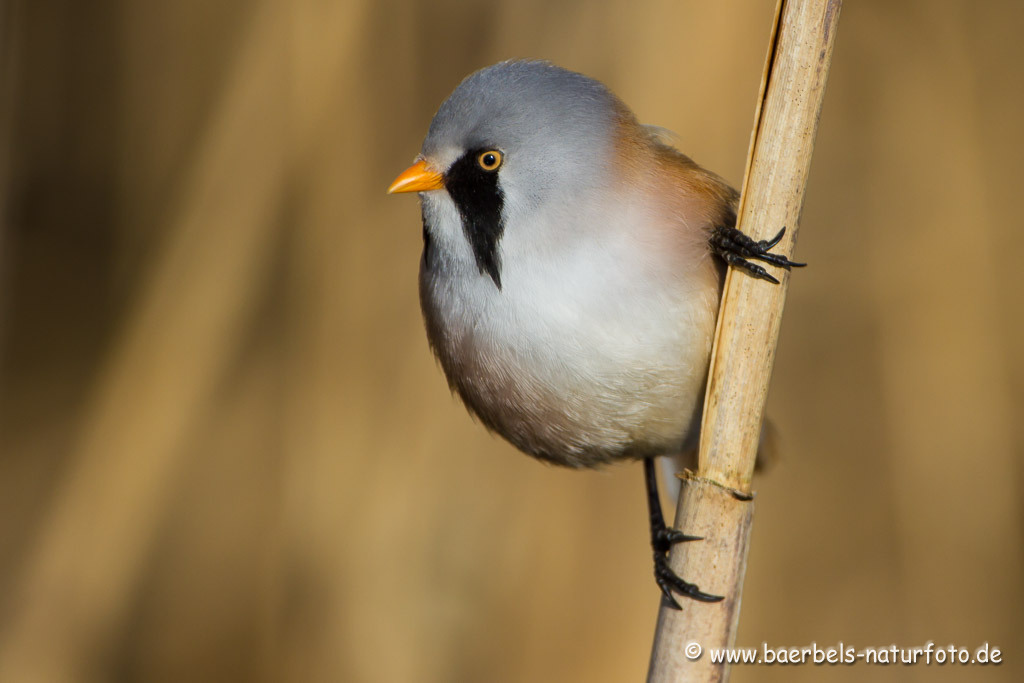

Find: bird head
[388,60,628,289]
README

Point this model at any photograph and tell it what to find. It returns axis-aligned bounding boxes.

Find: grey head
[417,60,626,289]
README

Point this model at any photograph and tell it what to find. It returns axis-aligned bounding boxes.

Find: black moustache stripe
[443,149,505,289]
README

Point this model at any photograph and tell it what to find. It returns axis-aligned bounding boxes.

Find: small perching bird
[388,60,802,608]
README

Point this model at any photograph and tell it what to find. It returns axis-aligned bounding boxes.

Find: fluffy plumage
[403,60,738,468]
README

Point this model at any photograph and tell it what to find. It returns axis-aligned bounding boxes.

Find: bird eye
[477,150,503,171]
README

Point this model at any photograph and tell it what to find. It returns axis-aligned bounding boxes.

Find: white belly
[420,241,720,468]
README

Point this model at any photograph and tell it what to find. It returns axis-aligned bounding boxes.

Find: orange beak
[387,159,444,194]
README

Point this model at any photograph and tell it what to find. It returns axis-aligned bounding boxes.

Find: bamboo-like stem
[647,1,842,681]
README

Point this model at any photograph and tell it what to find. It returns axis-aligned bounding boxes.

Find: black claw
[656,528,703,551]
[762,227,786,250]
[709,223,805,282]
[661,592,683,611]
[655,572,685,610]
[746,262,780,284]
[644,459,722,607]
[655,553,723,608]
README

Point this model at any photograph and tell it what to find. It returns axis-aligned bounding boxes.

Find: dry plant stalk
[647,1,842,681]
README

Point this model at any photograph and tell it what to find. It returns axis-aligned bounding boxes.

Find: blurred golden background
[0,1,1021,681]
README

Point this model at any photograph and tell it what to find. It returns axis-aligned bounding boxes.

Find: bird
[387,60,802,608]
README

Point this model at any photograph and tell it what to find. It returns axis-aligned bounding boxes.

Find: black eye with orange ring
[477,150,503,171]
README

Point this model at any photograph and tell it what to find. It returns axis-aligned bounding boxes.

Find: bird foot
[654,550,723,609]
[710,225,806,284]
[650,521,723,609]
[644,458,722,609]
